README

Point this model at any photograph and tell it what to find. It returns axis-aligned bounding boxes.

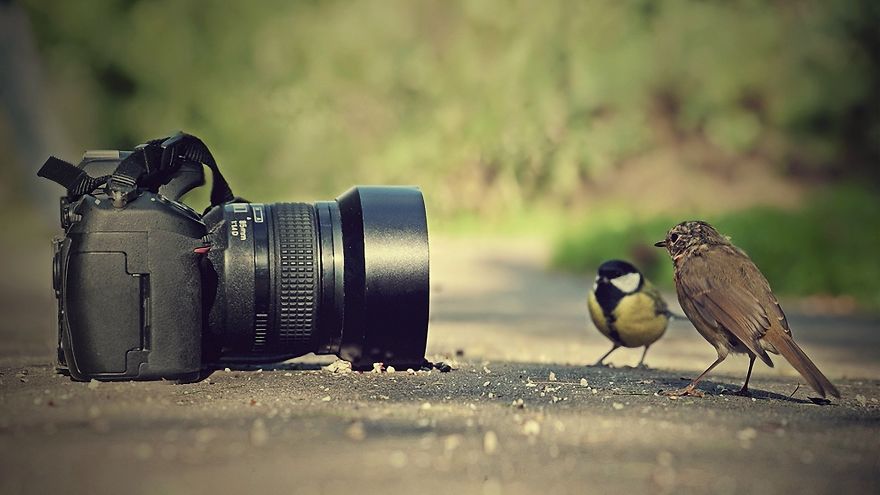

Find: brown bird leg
[734,354,756,397]
[593,344,621,366]
[665,355,726,397]
[636,346,650,368]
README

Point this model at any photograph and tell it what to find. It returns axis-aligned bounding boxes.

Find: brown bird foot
[663,386,704,398]
[732,388,752,398]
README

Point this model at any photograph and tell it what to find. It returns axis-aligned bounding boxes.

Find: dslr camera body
[41,133,430,381]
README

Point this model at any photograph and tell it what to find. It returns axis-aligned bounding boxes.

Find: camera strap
[37,156,110,197]
[39,132,236,209]
[109,132,235,208]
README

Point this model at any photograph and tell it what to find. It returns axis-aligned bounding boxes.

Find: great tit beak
[653,240,666,248]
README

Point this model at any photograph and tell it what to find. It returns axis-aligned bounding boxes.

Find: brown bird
[654,220,840,398]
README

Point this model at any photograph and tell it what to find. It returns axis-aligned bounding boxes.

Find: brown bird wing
[678,246,840,398]
[676,247,775,366]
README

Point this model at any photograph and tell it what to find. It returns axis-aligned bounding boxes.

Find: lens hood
[334,186,430,369]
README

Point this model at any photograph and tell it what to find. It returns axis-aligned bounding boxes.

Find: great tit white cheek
[610,272,641,294]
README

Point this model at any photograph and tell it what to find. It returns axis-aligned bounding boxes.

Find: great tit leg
[664,355,726,397]
[733,354,756,397]
[593,344,620,367]
[636,346,650,368]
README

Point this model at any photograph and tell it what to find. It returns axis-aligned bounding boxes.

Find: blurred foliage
[11,0,880,307]
[18,0,880,216]
[552,185,880,309]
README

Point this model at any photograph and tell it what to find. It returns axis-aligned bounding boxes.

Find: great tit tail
[665,310,687,320]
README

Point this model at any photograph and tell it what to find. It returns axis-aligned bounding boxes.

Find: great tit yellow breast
[612,291,668,347]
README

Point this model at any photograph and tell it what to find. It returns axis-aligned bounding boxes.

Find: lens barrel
[208,186,429,369]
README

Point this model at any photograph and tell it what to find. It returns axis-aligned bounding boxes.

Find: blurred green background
[2,0,878,309]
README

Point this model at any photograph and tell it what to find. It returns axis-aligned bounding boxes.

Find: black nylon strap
[37,133,235,209]
[108,132,234,208]
[108,153,143,189]
[159,133,234,206]
[37,157,108,197]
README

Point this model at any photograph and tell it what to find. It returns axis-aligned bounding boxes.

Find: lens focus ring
[272,203,319,348]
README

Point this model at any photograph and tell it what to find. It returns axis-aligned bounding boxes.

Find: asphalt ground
[1,237,878,494]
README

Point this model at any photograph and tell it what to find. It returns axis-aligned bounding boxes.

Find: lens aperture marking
[254,312,269,348]
[251,204,271,352]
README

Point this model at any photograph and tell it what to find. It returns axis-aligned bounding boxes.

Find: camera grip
[59,195,206,381]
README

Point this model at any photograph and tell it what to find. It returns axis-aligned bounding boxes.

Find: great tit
[587,259,673,367]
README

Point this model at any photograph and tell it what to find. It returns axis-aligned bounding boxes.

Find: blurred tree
[11,0,880,215]
[0,0,71,221]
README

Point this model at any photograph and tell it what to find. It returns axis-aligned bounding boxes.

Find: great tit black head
[594,259,643,295]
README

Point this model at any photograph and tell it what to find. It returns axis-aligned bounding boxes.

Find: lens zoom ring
[273,203,319,347]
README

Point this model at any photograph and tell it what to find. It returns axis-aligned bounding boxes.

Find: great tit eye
[670,233,679,243]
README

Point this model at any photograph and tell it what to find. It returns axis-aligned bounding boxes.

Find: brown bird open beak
[653,240,666,248]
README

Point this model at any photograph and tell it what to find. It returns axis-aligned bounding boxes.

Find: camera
[39,133,430,381]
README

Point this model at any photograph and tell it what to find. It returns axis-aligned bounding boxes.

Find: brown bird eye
[670,233,679,242]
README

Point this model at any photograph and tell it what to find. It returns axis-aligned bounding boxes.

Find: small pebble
[548,371,557,382]
[737,427,757,441]
[483,431,499,455]
[346,421,366,441]
[580,378,589,387]
[250,419,268,446]
[389,451,408,468]
[444,434,462,453]
[435,362,452,372]
[801,450,815,464]
[657,451,674,467]
[134,443,153,460]
[522,419,541,436]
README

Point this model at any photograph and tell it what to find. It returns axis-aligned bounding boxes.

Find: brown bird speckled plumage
[655,220,840,398]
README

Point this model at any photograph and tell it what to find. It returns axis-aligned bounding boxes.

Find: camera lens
[206,186,429,369]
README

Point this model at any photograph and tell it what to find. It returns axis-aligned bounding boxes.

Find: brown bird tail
[763,331,840,398]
